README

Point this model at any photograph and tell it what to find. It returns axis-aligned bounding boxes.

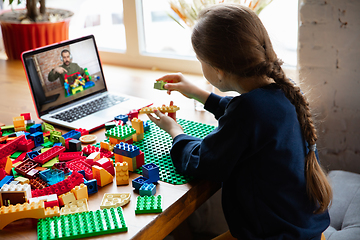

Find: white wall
[298,0,360,173]
[70,38,100,74]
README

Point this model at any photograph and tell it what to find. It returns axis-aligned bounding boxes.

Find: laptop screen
[22,35,107,116]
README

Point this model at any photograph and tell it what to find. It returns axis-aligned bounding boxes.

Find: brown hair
[192,4,332,213]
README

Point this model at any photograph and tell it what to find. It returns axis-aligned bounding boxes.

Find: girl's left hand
[147,110,184,139]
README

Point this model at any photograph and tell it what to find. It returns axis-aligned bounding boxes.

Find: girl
[147,4,331,240]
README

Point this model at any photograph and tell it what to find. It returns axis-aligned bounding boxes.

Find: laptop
[22,35,152,132]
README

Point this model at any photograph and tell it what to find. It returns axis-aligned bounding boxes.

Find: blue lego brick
[62,130,81,140]
[142,163,160,183]
[29,132,44,147]
[113,142,139,158]
[39,169,64,185]
[114,114,128,123]
[132,176,148,190]
[143,121,150,132]
[29,123,42,133]
[27,150,39,159]
[84,178,98,194]
[139,183,156,196]
[52,142,62,147]
[78,170,86,178]
[84,81,95,89]
[24,132,31,139]
[0,176,14,188]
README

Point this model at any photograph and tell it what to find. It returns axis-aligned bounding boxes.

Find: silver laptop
[22,35,152,132]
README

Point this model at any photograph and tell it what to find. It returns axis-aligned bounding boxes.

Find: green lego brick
[10,151,22,159]
[11,168,21,178]
[42,157,59,168]
[105,125,136,140]
[41,141,54,148]
[135,195,162,214]
[154,81,166,90]
[37,207,127,240]
[132,119,215,185]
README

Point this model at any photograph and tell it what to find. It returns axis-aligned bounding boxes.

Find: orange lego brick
[13,116,25,128]
[100,141,110,151]
[0,201,60,230]
[92,166,113,187]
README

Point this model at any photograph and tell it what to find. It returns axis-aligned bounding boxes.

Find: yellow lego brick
[58,192,76,206]
[71,183,88,200]
[14,176,30,184]
[132,132,144,142]
[122,155,137,172]
[45,206,60,218]
[131,118,144,134]
[14,126,26,132]
[115,162,129,186]
[60,198,89,215]
[139,105,180,114]
[0,201,59,230]
[92,165,113,187]
[13,116,25,128]
[100,193,131,209]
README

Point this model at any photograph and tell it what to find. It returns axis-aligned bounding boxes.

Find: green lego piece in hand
[154,81,166,90]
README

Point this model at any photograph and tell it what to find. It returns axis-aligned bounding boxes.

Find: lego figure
[146,4,331,240]
[48,49,85,87]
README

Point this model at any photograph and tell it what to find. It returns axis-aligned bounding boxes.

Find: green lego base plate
[37,207,127,240]
[135,195,162,214]
[132,119,215,185]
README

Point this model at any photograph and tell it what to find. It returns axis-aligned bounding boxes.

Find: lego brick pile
[0,105,215,239]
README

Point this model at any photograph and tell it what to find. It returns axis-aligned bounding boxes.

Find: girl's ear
[214,67,225,80]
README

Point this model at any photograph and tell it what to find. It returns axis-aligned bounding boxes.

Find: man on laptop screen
[22,35,151,131]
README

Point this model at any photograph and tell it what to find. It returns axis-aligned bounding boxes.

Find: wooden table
[0,58,223,239]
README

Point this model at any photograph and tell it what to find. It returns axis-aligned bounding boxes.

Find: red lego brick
[0,135,25,159]
[31,171,84,198]
[18,139,35,152]
[33,146,66,164]
[20,113,31,120]
[136,151,145,168]
[94,158,115,176]
[15,152,27,162]
[58,152,83,162]
[75,128,89,136]
[128,109,139,120]
[0,168,7,180]
[67,158,93,180]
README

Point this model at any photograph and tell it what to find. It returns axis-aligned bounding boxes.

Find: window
[3,0,298,73]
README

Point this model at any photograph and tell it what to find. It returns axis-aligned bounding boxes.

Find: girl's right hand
[156,73,211,104]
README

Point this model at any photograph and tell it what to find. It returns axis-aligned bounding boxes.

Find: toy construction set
[0,93,215,239]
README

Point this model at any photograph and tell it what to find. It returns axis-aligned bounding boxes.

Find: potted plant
[0,0,73,60]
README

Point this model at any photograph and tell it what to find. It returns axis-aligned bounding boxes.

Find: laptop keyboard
[51,95,127,123]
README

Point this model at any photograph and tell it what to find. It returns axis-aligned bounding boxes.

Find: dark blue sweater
[171,84,330,239]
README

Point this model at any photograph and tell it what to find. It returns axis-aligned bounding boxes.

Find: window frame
[99,0,202,75]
